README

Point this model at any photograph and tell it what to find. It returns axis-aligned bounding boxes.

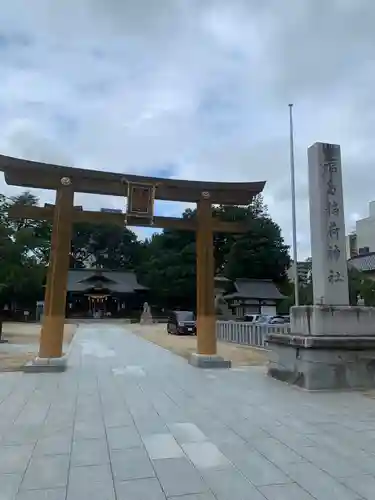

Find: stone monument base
[291,305,375,337]
[189,353,231,369]
[267,305,375,390]
[23,356,67,373]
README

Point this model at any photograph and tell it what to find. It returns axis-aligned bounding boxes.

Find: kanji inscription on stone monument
[308,142,349,305]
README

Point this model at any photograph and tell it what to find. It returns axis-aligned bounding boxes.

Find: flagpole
[289,103,299,306]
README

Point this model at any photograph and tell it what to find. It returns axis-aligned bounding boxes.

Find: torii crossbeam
[0,154,265,370]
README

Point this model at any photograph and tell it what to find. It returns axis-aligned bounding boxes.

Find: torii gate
[0,155,265,370]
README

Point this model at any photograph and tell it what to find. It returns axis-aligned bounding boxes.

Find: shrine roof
[348,252,375,273]
[0,154,265,205]
[224,279,285,300]
[67,269,147,294]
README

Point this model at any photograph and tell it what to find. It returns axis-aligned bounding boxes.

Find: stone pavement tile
[66,479,115,500]
[227,448,291,487]
[297,445,365,478]
[265,425,316,451]
[344,420,375,432]
[259,483,316,500]
[204,427,246,447]
[338,449,375,475]
[111,448,155,481]
[134,416,168,435]
[157,408,188,424]
[73,422,106,440]
[70,438,109,466]
[76,396,101,406]
[182,442,231,470]
[274,417,321,437]
[106,425,142,450]
[189,419,227,437]
[127,404,156,420]
[68,463,113,487]
[2,425,42,445]
[281,462,362,500]
[202,468,266,500]
[115,478,166,500]
[0,473,23,500]
[16,488,67,500]
[153,457,209,497]
[0,444,34,474]
[348,434,375,455]
[168,422,207,443]
[251,437,305,468]
[341,474,375,500]
[21,455,70,490]
[186,410,223,431]
[230,422,271,442]
[143,433,184,460]
[103,411,133,428]
[15,406,50,427]
[33,434,72,457]
[169,495,216,500]
[75,412,103,426]
[42,417,74,434]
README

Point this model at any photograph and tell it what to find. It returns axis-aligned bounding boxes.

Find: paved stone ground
[1,324,375,499]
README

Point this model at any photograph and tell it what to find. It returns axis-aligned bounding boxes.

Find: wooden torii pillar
[1,155,265,371]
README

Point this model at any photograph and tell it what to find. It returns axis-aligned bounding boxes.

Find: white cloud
[1,0,375,254]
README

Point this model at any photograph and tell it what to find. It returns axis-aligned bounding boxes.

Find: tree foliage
[279,265,375,311]
[0,191,291,311]
[0,193,50,307]
[71,222,143,270]
[138,195,290,309]
[0,192,145,309]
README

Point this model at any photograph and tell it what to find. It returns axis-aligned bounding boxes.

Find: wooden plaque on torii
[0,154,265,367]
[123,178,156,224]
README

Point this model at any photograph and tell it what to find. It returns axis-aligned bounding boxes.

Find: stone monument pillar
[309,143,349,305]
[267,142,375,390]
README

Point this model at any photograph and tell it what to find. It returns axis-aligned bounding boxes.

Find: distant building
[348,253,375,281]
[66,269,148,318]
[222,279,286,318]
[348,201,375,257]
[346,233,358,259]
[287,260,312,286]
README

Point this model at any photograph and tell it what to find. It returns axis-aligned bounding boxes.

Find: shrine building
[66,269,148,318]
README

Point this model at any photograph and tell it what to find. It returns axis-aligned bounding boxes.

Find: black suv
[167,310,196,335]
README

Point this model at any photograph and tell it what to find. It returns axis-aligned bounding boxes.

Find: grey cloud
[1,1,375,258]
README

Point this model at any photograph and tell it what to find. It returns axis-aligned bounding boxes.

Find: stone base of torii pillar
[267,142,375,390]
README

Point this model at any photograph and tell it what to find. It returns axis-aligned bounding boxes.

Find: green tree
[138,230,196,309]
[349,267,375,306]
[5,192,52,265]
[138,196,290,309]
[71,222,144,270]
[280,266,375,310]
[0,192,49,307]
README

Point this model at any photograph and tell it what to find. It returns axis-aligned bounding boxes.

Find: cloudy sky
[0,0,374,258]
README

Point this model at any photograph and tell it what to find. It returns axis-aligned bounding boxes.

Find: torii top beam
[0,155,265,205]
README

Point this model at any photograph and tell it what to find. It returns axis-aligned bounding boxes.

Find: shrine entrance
[1,154,265,369]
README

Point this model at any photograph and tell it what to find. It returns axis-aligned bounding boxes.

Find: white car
[243,314,262,323]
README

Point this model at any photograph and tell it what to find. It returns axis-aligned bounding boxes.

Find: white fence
[216,321,290,348]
